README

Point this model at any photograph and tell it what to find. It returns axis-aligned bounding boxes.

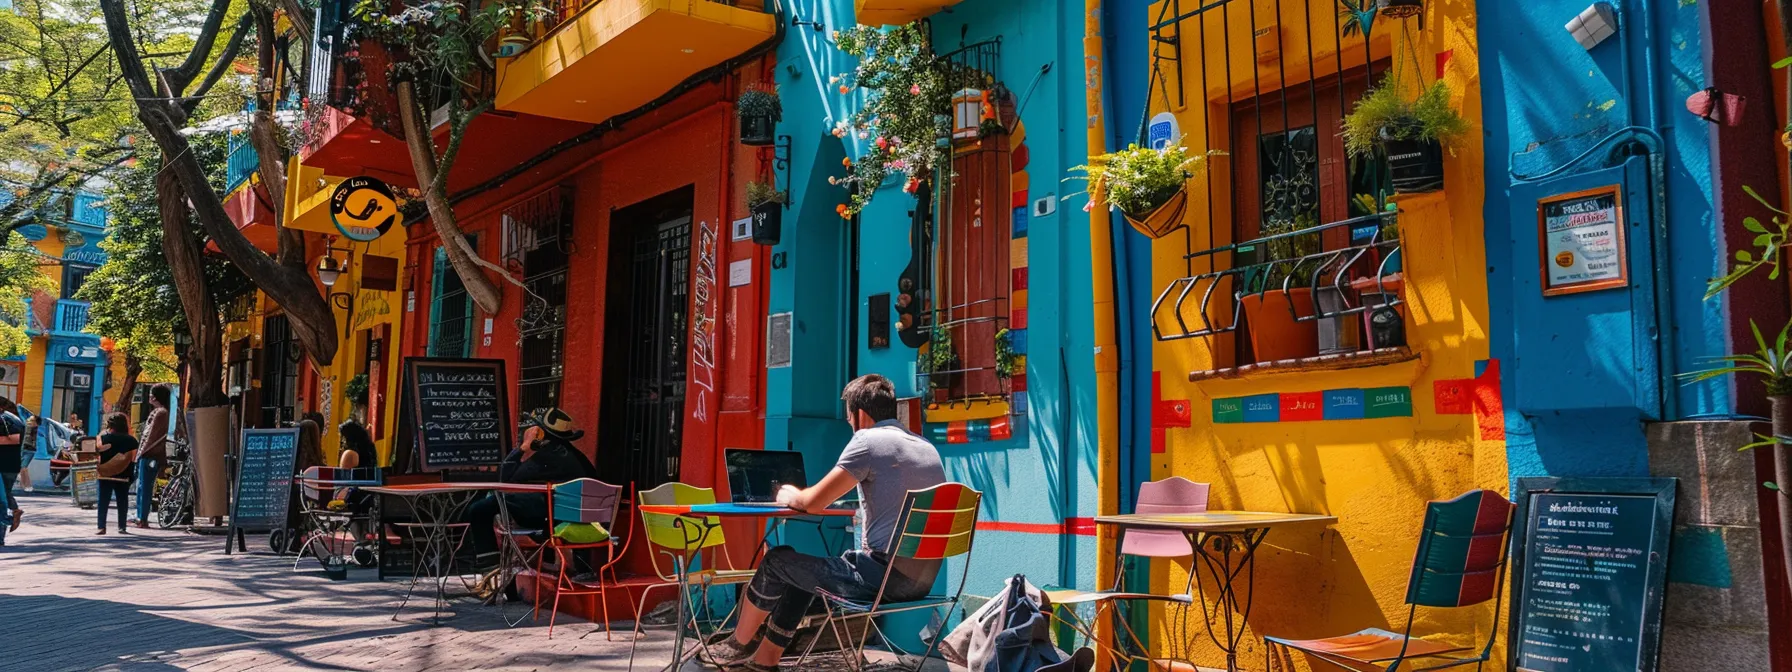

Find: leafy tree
[0,239,52,357]
[78,135,252,410]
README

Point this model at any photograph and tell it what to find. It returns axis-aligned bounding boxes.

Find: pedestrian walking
[132,384,171,529]
[0,397,25,546]
[95,413,138,535]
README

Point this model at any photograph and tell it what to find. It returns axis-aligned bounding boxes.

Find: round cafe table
[363,482,550,625]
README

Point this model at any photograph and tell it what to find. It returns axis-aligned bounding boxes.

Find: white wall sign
[1538,184,1628,296]
[729,259,752,287]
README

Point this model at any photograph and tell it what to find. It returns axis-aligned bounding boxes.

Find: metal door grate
[260,314,299,427]
[618,217,691,490]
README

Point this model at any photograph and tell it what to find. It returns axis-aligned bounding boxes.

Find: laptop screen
[725,449,808,503]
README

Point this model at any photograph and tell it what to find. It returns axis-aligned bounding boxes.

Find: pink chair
[1047,477,1211,670]
[1121,476,1211,558]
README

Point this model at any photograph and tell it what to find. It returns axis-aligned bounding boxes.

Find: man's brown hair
[841,374,898,423]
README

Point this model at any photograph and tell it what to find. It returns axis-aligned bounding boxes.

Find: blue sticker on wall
[1323,389,1366,420]
[1240,394,1280,423]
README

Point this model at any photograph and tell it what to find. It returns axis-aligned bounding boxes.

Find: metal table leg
[1185,527,1270,672]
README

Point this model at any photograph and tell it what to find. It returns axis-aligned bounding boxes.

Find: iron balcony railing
[55,299,90,334]
[1152,212,1402,341]
[224,139,259,194]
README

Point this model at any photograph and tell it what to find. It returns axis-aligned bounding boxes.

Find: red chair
[536,478,627,638]
[1265,489,1514,671]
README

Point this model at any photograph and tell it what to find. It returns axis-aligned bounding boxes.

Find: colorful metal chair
[1047,477,1210,670]
[794,482,985,672]
[537,478,627,638]
[1264,489,1514,672]
[292,466,383,570]
[625,482,755,669]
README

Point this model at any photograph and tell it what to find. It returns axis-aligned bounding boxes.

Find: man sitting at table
[463,407,596,569]
[706,374,946,672]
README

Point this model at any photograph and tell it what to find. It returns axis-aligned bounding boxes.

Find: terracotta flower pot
[1240,288,1319,362]
[1121,187,1190,239]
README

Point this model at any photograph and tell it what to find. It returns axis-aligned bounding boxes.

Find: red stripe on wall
[976,517,1097,536]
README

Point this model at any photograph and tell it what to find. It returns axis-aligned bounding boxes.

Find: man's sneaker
[698,632,756,667]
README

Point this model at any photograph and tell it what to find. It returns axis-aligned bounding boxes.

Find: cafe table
[1092,511,1337,672]
[634,503,857,672]
[363,482,550,625]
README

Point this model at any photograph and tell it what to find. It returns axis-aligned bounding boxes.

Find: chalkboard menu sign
[1509,477,1675,672]
[224,428,300,554]
[404,357,510,472]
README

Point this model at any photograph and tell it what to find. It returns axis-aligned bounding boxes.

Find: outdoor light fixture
[316,254,345,287]
[1566,3,1617,50]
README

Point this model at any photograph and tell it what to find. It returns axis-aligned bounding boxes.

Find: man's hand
[775,484,802,507]
[519,427,541,455]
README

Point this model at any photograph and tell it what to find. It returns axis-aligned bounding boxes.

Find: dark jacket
[498,438,595,486]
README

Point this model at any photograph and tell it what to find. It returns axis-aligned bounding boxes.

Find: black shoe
[698,633,757,667]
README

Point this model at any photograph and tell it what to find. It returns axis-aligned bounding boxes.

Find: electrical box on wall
[1508,158,1662,419]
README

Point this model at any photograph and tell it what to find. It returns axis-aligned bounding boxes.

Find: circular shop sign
[329,176,399,242]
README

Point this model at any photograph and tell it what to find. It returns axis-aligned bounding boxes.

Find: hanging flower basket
[750,200,782,245]
[1121,187,1191,239]
[738,88,781,147]
[1384,137,1445,194]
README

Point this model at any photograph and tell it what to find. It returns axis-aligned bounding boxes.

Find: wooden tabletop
[1093,510,1338,533]
[639,503,857,518]
[361,482,551,496]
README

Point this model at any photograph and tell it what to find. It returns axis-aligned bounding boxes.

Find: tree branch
[165,0,234,91]
[181,14,252,116]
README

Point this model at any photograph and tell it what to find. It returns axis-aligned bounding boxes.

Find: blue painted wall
[767,0,1104,607]
[1478,0,1721,482]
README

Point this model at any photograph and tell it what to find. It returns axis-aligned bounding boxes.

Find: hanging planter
[1068,143,1215,240]
[1342,82,1467,194]
[737,87,781,147]
[1240,289,1319,362]
[746,180,786,246]
[1376,0,1423,18]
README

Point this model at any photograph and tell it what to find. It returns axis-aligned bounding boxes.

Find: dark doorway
[259,314,300,427]
[598,187,694,491]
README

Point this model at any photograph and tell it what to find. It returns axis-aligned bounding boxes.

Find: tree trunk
[155,168,227,409]
[111,353,142,414]
[395,79,503,316]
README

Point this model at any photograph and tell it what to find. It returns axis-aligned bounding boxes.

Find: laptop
[726,449,809,506]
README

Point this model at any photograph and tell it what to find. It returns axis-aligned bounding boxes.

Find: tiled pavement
[0,491,948,671]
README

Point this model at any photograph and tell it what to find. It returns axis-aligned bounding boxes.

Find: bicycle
[155,437,195,530]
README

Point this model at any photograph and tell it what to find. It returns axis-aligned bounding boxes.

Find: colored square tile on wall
[1213,398,1245,424]
[1011,238,1028,267]
[1279,391,1322,422]
[1007,328,1027,354]
[1323,389,1366,420]
[1241,394,1281,423]
[1012,267,1029,291]
[1011,307,1028,330]
[1434,378,1473,415]
[1012,206,1029,237]
[1364,387,1414,418]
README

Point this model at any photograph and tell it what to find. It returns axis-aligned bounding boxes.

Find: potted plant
[918,324,961,402]
[344,373,370,422]
[1342,81,1468,194]
[746,180,786,246]
[1239,217,1324,362]
[1066,142,1214,239]
[994,328,1019,379]
[738,87,780,147]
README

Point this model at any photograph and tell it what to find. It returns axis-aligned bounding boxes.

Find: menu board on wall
[403,357,510,472]
[1509,477,1675,672]
[1537,185,1628,296]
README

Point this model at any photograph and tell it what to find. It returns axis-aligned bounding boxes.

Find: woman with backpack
[95,413,138,535]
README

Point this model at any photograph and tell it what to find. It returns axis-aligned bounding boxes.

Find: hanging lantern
[952,89,984,140]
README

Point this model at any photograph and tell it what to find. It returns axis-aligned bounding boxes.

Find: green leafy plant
[1341,81,1469,158]
[1254,216,1326,291]
[830,23,953,215]
[738,87,782,121]
[1706,185,1789,299]
[994,328,1018,379]
[351,0,550,84]
[1681,320,1792,450]
[746,180,787,209]
[1065,143,1214,217]
[918,324,959,389]
[344,373,371,406]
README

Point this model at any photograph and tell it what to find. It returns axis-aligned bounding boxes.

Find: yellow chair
[626,482,755,669]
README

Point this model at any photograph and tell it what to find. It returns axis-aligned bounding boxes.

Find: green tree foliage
[0,241,52,357]
[76,135,251,373]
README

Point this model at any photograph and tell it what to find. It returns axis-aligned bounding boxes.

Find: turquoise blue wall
[1478,0,1722,482]
[767,0,1104,610]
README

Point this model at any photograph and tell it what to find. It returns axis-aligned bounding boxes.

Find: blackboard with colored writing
[229,428,301,531]
[404,357,510,471]
[1510,477,1674,672]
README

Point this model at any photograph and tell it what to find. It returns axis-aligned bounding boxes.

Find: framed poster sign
[1508,477,1675,672]
[1537,185,1628,296]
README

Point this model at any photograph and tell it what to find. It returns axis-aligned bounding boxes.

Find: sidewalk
[0,491,933,671]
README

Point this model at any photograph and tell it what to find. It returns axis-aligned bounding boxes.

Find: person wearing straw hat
[463,407,596,565]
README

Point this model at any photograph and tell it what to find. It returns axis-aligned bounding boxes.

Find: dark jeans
[0,470,18,543]
[464,492,547,557]
[97,480,130,531]
[745,546,935,649]
[136,456,163,523]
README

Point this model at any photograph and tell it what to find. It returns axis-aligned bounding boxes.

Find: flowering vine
[829,23,952,217]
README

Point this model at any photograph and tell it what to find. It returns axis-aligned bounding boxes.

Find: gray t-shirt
[836,419,946,559]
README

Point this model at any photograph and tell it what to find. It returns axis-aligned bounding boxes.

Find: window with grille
[916,40,1015,403]
[61,264,96,300]
[504,188,572,415]
[428,235,478,358]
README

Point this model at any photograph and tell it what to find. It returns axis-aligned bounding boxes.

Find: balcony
[225,137,260,195]
[495,0,776,124]
[853,0,960,26]
[54,300,90,334]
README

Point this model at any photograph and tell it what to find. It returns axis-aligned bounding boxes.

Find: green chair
[626,482,754,669]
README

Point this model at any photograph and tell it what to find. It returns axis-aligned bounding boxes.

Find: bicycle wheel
[157,476,192,529]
